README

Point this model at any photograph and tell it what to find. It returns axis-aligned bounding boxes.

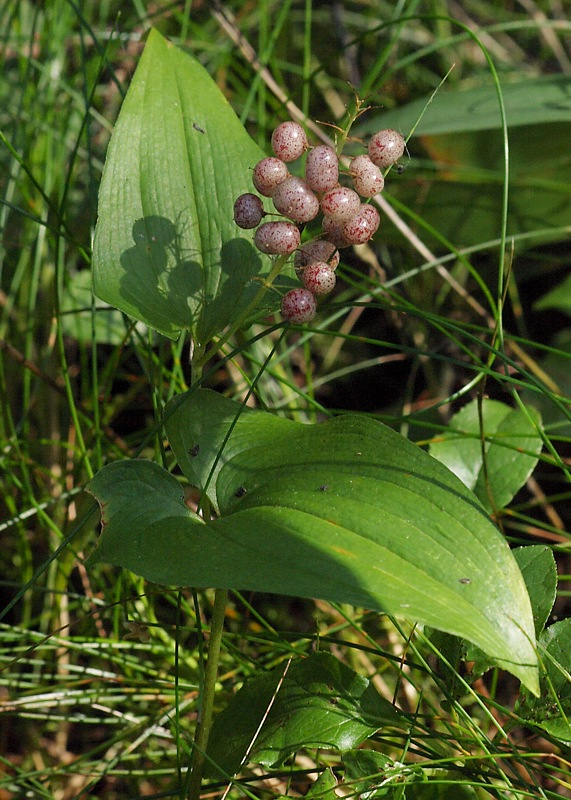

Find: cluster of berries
[233,121,405,324]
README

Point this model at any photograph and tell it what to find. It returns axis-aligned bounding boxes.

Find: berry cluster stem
[334,95,368,158]
[195,253,290,372]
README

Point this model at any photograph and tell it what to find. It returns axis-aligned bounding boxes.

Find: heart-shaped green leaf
[205,651,403,775]
[429,399,543,512]
[86,390,538,693]
[92,29,280,341]
[342,749,395,798]
[305,768,338,800]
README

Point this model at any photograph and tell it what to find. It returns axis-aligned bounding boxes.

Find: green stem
[194,253,290,373]
[187,586,229,800]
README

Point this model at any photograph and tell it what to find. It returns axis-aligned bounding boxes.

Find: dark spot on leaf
[189,444,200,457]
[193,123,205,133]
[459,577,471,585]
[235,486,247,498]
[319,484,329,492]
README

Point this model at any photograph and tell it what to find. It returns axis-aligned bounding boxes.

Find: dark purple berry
[233,193,265,229]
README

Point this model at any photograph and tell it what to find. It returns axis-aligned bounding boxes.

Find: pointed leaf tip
[92,29,279,341]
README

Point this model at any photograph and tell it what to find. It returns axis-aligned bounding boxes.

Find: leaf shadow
[120,215,265,340]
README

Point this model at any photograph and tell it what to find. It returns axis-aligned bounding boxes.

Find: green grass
[1,1,571,798]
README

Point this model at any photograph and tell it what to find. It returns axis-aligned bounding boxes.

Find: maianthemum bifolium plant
[2,3,571,799]
[81,25,571,799]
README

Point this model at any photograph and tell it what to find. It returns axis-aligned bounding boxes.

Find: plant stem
[194,253,290,373]
[187,586,229,800]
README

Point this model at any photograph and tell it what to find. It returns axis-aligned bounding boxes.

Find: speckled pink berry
[302,262,336,296]
[342,203,380,244]
[272,176,320,223]
[281,288,317,323]
[368,129,405,169]
[320,186,361,222]
[294,239,340,271]
[252,157,289,196]
[349,155,385,197]
[254,221,301,255]
[322,216,352,248]
[233,193,265,229]
[305,145,339,193]
[271,121,308,163]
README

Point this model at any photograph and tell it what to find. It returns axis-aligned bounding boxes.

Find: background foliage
[1,1,570,798]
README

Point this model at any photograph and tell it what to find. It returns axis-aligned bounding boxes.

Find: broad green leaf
[205,652,403,775]
[87,389,539,693]
[409,125,571,248]
[92,29,281,341]
[360,76,571,136]
[463,545,557,682]
[429,399,543,512]
[355,79,571,248]
[516,619,571,743]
